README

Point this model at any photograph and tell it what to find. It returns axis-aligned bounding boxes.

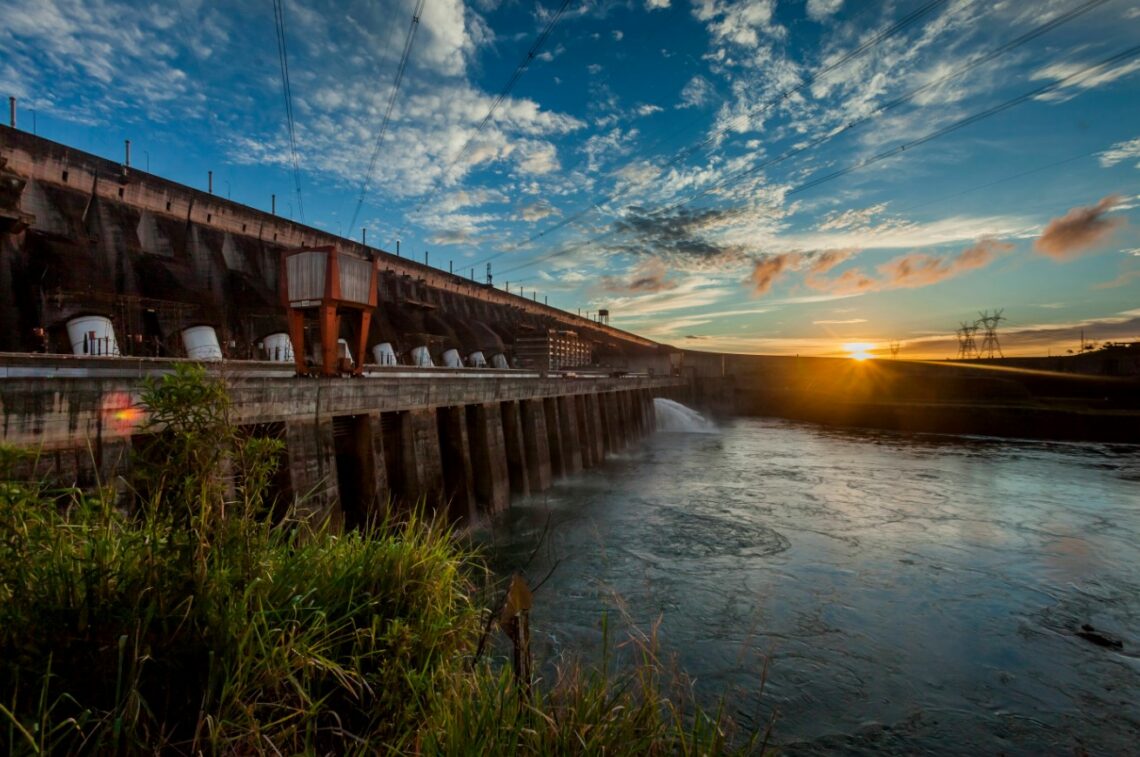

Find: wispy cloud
[1098,136,1140,169]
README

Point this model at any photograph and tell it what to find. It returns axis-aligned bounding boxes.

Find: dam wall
[0,354,677,526]
[0,126,673,374]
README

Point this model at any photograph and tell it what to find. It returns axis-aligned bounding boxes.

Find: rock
[1077,624,1124,650]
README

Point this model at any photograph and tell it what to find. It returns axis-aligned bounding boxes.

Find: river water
[482,401,1140,754]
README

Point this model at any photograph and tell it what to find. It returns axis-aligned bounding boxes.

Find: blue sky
[3,0,1139,357]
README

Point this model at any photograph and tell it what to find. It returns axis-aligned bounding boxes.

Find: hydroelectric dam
[0,126,700,524]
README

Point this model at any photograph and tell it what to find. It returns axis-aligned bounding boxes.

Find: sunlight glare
[843,342,875,361]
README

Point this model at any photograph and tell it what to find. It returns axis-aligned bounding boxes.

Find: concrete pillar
[500,400,531,496]
[347,412,389,526]
[544,397,566,477]
[645,390,657,433]
[437,406,476,523]
[467,403,511,513]
[285,418,342,529]
[598,392,614,455]
[585,393,606,464]
[574,395,595,469]
[521,398,552,491]
[399,408,444,509]
[557,394,583,474]
[605,391,624,451]
[638,389,647,437]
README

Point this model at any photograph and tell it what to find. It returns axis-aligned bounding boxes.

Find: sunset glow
[843,343,875,361]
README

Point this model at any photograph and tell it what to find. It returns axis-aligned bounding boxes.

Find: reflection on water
[480,417,1140,754]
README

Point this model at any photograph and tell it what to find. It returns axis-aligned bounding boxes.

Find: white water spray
[654,398,718,433]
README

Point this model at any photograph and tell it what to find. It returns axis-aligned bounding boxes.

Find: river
[481,401,1140,754]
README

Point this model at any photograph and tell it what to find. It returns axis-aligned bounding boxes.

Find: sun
[843,342,876,361]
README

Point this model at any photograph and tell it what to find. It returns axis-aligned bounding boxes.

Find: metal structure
[281,245,377,377]
[956,321,979,360]
[977,309,1005,359]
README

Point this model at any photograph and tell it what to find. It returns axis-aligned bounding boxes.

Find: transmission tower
[977,309,1005,359]
[956,321,979,360]
[889,340,901,358]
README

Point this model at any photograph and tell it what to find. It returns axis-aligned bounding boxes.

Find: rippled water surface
[482,414,1140,754]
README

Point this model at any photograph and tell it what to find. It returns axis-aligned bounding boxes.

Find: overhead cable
[273,0,305,221]
[349,0,428,234]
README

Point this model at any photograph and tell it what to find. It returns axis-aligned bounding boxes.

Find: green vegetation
[1,365,758,754]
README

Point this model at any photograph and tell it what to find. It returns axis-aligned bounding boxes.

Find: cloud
[813,318,866,325]
[876,237,1012,288]
[750,255,795,295]
[818,203,889,231]
[677,75,715,109]
[1098,136,1140,169]
[645,0,670,9]
[799,238,1009,295]
[600,258,678,294]
[748,248,854,294]
[1031,58,1140,103]
[517,199,559,222]
[611,206,755,270]
[1034,195,1125,260]
[806,0,844,22]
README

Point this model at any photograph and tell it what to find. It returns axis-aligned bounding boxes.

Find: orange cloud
[1034,195,1124,260]
[750,253,798,295]
[750,249,855,295]
[804,238,1009,294]
[877,238,1012,288]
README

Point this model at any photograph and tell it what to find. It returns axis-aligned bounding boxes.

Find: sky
[2,0,1139,358]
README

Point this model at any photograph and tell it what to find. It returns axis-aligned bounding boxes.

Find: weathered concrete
[574,395,595,469]
[399,408,444,507]
[500,400,531,496]
[467,402,510,513]
[543,396,565,478]
[285,418,340,526]
[436,406,475,523]
[557,394,583,474]
[583,393,605,465]
[520,398,552,492]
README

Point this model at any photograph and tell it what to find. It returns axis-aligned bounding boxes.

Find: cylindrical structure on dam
[490,353,508,369]
[262,333,294,362]
[372,342,397,366]
[442,348,462,368]
[468,350,487,368]
[411,345,433,367]
[181,325,223,361]
[66,315,119,357]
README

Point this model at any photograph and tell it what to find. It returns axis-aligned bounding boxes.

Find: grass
[0,364,762,754]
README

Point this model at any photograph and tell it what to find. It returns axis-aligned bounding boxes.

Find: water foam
[653,398,718,433]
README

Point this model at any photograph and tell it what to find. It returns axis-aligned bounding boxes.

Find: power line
[468,0,954,268]
[397,0,575,238]
[492,43,1140,278]
[273,0,305,222]
[349,0,428,234]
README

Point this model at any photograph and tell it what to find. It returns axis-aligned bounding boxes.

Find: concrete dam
[0,127,689,523]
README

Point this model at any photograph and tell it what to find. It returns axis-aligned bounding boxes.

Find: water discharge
[653,397,718,433]
[484,413,1140,755]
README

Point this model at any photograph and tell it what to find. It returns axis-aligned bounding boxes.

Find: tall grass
[0,365,761,754]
